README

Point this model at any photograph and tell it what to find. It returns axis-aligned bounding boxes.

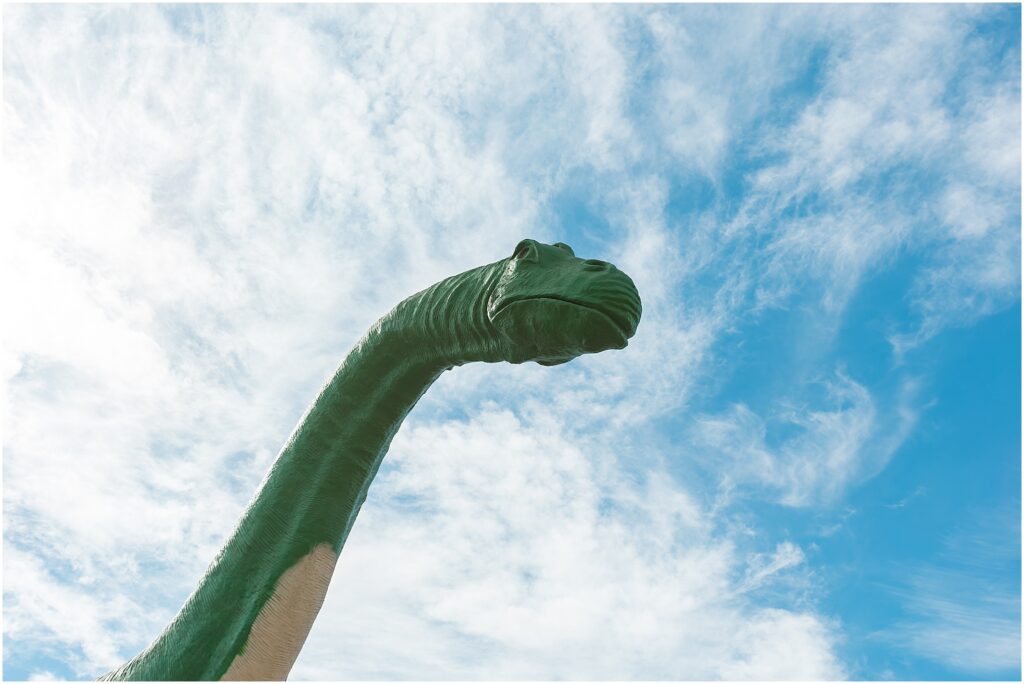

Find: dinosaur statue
[99,238,642,681]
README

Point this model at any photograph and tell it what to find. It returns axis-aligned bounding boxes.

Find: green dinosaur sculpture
[100,239,641,681]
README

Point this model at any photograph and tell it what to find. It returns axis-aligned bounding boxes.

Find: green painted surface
[99,239,641,681]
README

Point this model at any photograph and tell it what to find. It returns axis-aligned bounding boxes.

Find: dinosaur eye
[512,240,535,261]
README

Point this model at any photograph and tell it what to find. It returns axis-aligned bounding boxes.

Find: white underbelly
[221,543,339,681]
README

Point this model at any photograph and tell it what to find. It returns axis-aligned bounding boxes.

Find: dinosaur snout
[487,239,643,365]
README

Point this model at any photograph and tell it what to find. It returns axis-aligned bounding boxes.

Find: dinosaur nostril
[583,259,609,271]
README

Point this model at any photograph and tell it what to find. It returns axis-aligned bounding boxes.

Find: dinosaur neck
[102,261,506,681]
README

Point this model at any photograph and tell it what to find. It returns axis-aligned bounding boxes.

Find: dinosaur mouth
[490,294,636,339]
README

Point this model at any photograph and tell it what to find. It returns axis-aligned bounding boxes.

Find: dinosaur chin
[489,295,632,365]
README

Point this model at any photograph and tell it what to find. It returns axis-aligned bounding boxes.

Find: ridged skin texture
[99,240,640,681]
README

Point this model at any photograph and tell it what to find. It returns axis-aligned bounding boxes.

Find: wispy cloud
[877,507,1021,676]
[292,410,841,679]
[719,4,1020,355]
[691,372,919,507]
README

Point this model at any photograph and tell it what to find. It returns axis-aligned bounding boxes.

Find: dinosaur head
[487,239,642,366]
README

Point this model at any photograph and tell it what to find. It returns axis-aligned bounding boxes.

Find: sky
[2,3,1020,681]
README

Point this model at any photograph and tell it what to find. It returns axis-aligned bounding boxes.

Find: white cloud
[877,508,1021,675]
[643,5,830,180]
[721,4,1020,353]
[736,541,807,596]
[3,545,146,675]
[292,410,843,680]
[890,583,1020,674]
[692,372,919,507]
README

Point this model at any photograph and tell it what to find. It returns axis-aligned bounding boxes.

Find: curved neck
[103,260,507,681]
[386,259,508,367]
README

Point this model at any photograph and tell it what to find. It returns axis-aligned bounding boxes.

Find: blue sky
[3,3,1020,681]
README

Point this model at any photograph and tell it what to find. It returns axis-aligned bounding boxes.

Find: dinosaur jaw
[489,296,630,365]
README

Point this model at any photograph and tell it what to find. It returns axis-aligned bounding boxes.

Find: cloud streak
[691,372,920,507]
[877,507,1021,676]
